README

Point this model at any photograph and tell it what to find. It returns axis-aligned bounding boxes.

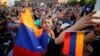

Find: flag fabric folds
[14,8,49,56]
[63,32,84,56]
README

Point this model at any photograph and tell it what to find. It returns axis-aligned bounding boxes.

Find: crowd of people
[0,1,100,56]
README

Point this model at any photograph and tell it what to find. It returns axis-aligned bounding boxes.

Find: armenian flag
[63,32,84,56]
[13,8,49,56]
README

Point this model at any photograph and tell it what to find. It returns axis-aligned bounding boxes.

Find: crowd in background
[0,1,100,56]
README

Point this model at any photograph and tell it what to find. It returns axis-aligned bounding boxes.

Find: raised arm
[55,11,97,44]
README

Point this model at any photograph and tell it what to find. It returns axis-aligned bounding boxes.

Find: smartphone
[92,0,100,23]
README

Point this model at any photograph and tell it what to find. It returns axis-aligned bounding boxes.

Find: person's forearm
[64,25,80,32]
[55,31,65,45]
[55,25,80,44]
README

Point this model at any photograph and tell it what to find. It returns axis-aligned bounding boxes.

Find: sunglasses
[57,23,62,26]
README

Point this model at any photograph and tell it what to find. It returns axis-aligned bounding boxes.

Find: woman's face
[42,19,52,30]
[56,20,63,29]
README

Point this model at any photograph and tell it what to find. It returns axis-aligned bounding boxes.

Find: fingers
[84,20,95,26]
[85,24,94,27]
[85,16,100,21]
[87,11,96,16]
[91,17,100,19]
[91,17,100,24]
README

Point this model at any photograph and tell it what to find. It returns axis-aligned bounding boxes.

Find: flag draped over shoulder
[14,8,49,56]
[63,32,84,56]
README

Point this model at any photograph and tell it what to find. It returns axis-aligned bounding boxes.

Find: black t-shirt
[45,29,63,56]
[54,29,63,56]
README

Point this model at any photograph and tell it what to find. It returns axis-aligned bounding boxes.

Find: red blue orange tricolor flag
[63,32,84,56]
[13,8,49,56]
